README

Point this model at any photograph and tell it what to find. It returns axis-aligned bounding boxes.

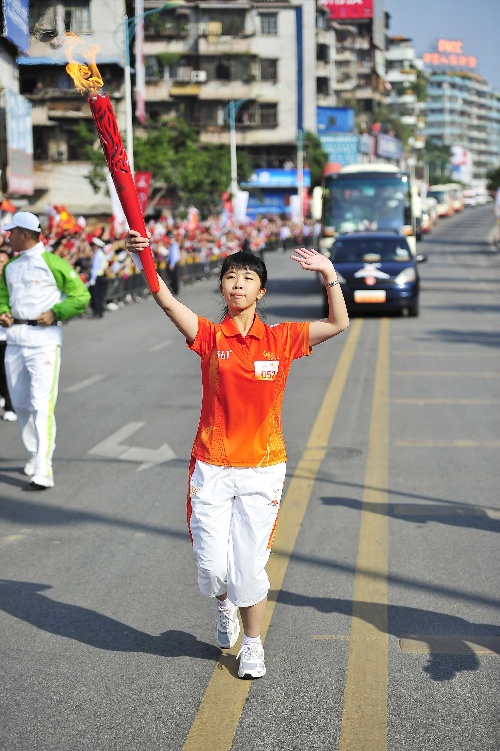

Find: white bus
[312,163,421,256]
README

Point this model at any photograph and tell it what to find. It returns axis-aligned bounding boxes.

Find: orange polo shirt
[187,314,311,467]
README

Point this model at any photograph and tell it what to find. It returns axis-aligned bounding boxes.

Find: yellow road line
[181,319,363,751]
[393,398,500,404]
[393,371,498,377]
[394,440,500,448]
[339,318,389,751]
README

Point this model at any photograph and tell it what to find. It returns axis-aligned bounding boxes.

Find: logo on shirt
[217,350,232,360]
[263,351,277,360]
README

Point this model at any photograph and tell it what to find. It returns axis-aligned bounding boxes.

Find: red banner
[135,171,152,216]
[324,0,373,20]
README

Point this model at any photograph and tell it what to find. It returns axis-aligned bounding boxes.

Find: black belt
[12,318,41,326]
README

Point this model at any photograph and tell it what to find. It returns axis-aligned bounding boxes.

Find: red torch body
[88,89,159,293]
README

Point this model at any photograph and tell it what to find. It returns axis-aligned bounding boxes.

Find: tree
[302,130,328,188]
[425,139,452,184]
[74,118,251,217]
[486,166,500,194]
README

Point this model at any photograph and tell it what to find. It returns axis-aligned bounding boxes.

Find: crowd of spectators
[0,206,318,315]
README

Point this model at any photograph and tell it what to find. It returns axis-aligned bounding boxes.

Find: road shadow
[0,494,190,540]
[321,496,500,534]
[0,579,219,661]
[275,589,500,681]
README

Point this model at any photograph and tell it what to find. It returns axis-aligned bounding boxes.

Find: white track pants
[5,343,61,479]
[188,460,286,607]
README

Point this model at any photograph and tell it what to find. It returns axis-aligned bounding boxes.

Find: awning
[17,56,123,67]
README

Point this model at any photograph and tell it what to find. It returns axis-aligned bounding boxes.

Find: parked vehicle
[427,184,455,217]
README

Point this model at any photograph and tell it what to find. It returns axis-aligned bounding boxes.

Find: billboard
[322,0,373,20]
[423,39,477,71]
[242,169,311,189]
[450,145,473,184]
[317,107,355,134]
[376,134,403,162]
[6,89,33,194]
[319,134,359,167]
[2,0,29,53]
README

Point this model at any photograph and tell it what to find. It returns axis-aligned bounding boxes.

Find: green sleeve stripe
[42,251,91,321]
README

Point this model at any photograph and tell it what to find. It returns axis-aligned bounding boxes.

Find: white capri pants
[5,342,60,478]
[188,460,286,608]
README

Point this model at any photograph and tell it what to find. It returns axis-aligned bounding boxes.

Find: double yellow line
[182,317,390,751]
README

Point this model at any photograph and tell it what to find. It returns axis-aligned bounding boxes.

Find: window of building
[260,58,277,82]
[317,44,330,64]
[64,1,91,34]
[206,12,245,36]
[145,56,161,82]
[317,77,330,97]
[260,13,278,36]
[259,103,278,128]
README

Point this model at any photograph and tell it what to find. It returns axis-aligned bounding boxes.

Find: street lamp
[223,98,252,214]
[120,1,186,173]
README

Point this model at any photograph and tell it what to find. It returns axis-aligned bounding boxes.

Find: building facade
[16,0,128,215]
[425,70,500,182]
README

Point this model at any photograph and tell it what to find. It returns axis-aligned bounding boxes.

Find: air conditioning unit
[191,70,207,83]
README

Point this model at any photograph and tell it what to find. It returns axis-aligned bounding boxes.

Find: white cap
[4,211,41,232]
[92,237,106,247]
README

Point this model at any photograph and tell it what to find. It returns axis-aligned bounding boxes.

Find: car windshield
[428,191,445,203]
[332,237,412,263]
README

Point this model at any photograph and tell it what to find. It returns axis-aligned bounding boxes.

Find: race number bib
[254,360,279,381]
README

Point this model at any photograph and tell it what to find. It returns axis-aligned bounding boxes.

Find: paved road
[1,205,499,751]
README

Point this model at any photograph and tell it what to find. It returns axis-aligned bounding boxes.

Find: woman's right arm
[126,230,198,344]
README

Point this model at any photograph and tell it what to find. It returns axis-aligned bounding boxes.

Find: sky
[384,0,500,91]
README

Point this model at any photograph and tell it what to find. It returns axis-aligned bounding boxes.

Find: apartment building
[139,0,333,169]
[330,2,386,118]
[17,0,128,214]
[385,35,425,150]
[425,70,500,181]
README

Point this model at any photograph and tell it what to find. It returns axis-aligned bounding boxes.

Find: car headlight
[394,267,417,285]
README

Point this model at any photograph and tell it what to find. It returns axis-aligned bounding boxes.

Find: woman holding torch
[126,232,349,678]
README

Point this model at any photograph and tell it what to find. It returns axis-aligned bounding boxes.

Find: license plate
[354,290,387,303]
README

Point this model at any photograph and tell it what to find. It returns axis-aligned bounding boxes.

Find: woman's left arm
[290,247,349,346]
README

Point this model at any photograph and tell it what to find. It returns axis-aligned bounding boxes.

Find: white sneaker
[237,642,266,679]
[30,474,54,490]
[215,601,240,649]
[0,397,5,408]
[24,457,36,476]
[3,411,17,421]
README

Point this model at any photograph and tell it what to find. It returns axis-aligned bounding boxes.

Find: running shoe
[237,642,266,679]
[29,474,54,490]
[216,601,240,649]
[3,411,17,421]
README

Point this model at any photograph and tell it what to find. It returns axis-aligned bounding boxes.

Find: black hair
[219,251,267,289]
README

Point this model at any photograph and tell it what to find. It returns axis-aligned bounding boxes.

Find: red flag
[134,171,152,216]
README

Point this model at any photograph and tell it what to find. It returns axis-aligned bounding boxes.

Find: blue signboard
[376,133,403,161]
[3,0,30,54]
[317,107,355,134]
[319,134,359,166]
[241,168,311,189]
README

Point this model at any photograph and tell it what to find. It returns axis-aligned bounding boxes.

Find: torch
[65,41,159,294]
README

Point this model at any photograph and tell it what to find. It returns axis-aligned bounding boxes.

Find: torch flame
[65,33,103,94]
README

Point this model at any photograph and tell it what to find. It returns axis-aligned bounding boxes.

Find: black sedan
[321,232,427,317]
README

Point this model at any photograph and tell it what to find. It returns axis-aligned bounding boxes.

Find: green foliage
[133,119,249,216]
[486,166,500,193]
[76,117,251,215]
[303,130,328,188]
[156,52,182,66]
[425,139,452,184]
[70,121,107,193]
